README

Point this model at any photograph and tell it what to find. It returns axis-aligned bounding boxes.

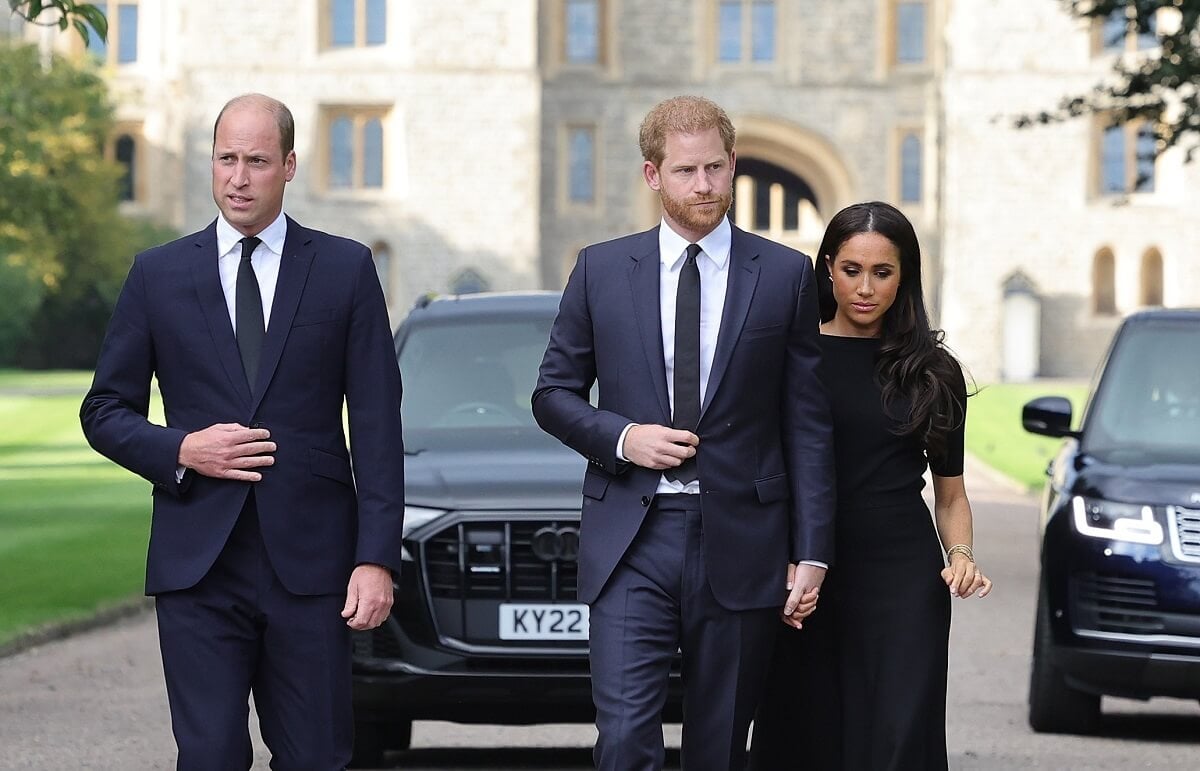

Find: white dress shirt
[176,212,287,483]
[618,216,731,495]
[216,211,287,333]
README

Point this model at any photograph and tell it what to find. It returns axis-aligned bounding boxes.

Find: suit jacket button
[250,421,264,429]
[641,496,651,507]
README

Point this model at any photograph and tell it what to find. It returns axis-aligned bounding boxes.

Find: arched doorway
[730,158,823,251]
[732,116,855,255]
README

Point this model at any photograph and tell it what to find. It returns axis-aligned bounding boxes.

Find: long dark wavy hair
[815,201,968,459]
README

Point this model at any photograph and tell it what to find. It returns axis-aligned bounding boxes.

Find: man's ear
[284,150,297,182]
[642,160,661,192]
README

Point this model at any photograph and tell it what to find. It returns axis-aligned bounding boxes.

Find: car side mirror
[1022,396,1077,438]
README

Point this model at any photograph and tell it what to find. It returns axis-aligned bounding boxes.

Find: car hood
[1071,454,1200,509]
[402,427,587,511]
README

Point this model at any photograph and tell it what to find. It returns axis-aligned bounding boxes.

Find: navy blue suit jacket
[81,217,405,597]
[532,224,835,611]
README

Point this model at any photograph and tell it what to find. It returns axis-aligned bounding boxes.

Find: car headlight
[1071,496,1163,545]
[401,506,449,561]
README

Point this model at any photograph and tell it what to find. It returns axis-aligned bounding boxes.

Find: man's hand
[178,423,275,481]
[622,424,698,470]
[341,564,394,631]
[781,562,826,630]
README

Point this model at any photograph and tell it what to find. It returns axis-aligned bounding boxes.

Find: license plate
[498,603,589,640]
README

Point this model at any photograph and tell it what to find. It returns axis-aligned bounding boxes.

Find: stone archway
[733,115,856,255]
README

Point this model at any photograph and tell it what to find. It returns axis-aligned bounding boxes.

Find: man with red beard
[533,96,835,770]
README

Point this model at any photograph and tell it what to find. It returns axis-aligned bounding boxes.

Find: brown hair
[638,96,735,166]
[212,93,295,157]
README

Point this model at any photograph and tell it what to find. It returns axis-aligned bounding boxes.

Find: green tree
[1017,1,1200,161]
[0,43,174,366]
[7,1,106,45]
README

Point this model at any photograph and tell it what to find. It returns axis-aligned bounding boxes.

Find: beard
[659,186,733,236]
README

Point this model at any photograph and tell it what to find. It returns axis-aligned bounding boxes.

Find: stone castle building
[13,0,1200,380]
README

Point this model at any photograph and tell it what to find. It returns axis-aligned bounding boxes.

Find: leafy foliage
[7,1,107,45]
[1016,1,1200,161]
[0,44,176,366]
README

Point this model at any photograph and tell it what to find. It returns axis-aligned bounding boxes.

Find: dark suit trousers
[589,494,776,771]
[154,494,352,771]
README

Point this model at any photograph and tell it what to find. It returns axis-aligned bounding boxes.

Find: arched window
[114,134,136,201]
[371,241,391,302]
[1140,248,1163,307]
[450,268,489,295]
[1093,248,1116,315]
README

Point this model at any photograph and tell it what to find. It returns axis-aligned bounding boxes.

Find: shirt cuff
[798,560,828,570]
[616,423,636,463]
[175,464,186,484]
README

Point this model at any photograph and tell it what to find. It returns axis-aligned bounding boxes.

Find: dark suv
[1022,308,1200,734]
[349,292,681,765]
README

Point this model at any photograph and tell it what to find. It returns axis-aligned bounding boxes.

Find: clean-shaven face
[211,104,296,237]
[826,231,902,337]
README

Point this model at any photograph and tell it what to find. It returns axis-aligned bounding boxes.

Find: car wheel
[349,719,412,768]
[1028,585,1101,734]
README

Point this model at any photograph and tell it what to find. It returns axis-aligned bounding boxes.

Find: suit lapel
[191,223,253,405]
[628,227,671,423]
[703,225,760,415]
[251,216,315,413]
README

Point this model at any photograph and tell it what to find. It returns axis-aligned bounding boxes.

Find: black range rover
[1022,308,1200,734]
[350,292,681,765]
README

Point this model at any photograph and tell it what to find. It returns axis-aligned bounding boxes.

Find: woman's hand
[941,553,992,599]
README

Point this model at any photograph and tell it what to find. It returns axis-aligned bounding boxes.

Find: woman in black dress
[749,201,992,770]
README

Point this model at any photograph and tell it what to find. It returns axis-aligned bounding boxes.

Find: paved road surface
[1,458,1197,769]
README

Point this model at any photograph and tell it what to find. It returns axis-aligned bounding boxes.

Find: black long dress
[749,334,965,771]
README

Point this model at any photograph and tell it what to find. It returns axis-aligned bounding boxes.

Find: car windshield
[398,314,553,442]
[1082,319,1200,465]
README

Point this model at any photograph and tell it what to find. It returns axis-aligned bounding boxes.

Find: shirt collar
[658,216,731,271]
[216,211,288,258]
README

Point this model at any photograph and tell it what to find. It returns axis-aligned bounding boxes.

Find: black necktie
[666,243,702,485]
[235,236,265,387]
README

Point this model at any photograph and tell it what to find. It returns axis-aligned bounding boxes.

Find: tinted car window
[1082,319,1200,464]
[398,316,552,435]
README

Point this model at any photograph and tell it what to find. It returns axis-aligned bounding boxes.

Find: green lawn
[965,381,1090,492]
[0,370,154,646]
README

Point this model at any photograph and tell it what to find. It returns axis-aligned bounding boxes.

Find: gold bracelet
[946,543,975,563]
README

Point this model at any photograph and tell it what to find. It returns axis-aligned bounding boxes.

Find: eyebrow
[836,259,897,269]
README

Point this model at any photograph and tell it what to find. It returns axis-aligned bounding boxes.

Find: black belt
[652,492,703,511]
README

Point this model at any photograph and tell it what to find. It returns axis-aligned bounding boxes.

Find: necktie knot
[685,243,702,264]
[239,236,262,263]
